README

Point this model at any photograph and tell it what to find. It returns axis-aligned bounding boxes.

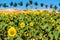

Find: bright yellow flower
[9,12,15,16]
[8,27,16,37]
[41,15,45,20]
[24,11,28,15]
[33,10,40,15]
[51,20,55,23]
[23,32,29,37]
[49,18,56,24]
[4,12,9,16]
[27,10,32,13]
[23,10,32,15]
[29,22,34,26]
[51,20,55,24]
[20,22,25,28]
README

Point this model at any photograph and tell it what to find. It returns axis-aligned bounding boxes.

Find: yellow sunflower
[41,15,45,20]
[48,18,55,24]
[23,32,29,37]
[20,22,25,28]
[29,22,34,27]
[4,12,9,16]
[33,10,40,15]
[23,10,30,15]
[8,27,17,37]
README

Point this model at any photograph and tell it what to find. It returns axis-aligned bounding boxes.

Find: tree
[13,2,17,7]
[34,2,38,9]
[54,5,57,10]
[0,4,2,7]
[45,5,48,8]
[59,3,60,6]
[3,3,8,8]
[26,2,30,9]
[50,4,53,8]
[29,0,33,9]
[29,0,32,4]
[18,1,23,6]
[10,2,13,6]
[40,3,44,7]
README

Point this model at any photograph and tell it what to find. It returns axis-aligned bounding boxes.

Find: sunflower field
[0,10,60,40]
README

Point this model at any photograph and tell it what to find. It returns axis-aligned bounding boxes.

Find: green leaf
[42,36,46,40]
[46,24,52,32]
[57,19,60,24]
[53,31,59,39]
[48,31,53,40]
[42,23,48,29]
[0,38,2,40]
[16,37,23,40]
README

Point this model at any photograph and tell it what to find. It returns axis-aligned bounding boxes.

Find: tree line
[0,0,59,10]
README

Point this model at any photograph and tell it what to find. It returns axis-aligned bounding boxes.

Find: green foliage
[0,10,60,40]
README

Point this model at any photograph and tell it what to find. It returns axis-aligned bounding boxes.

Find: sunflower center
[22,24,24,27]
[10,30,14,35]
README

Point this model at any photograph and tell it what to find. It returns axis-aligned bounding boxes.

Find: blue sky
[0,0,60,10]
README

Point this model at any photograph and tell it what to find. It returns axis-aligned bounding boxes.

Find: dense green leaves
[0,10,60,40]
